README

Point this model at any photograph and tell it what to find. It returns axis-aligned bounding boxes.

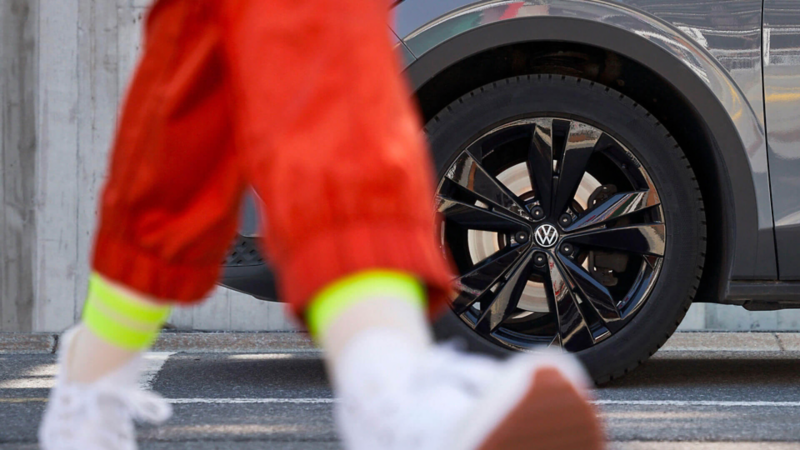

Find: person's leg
[66,276,168,384]
[218,0,452,381]
[40,2,243,448]
[306,271,433,381]
[218,1,604,449]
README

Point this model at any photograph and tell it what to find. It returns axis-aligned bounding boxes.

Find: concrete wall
[4,0,800,332]
[679,304,800,331]
[1,0,37,332]
[3,0,293,333]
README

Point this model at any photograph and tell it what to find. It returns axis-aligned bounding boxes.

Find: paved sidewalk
[3,331,800,354]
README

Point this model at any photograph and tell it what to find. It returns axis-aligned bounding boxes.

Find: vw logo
[534,224,559,248]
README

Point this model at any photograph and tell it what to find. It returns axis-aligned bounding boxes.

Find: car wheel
[427,75,706,384]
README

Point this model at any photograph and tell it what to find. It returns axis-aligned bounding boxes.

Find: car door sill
[723,281,800,310]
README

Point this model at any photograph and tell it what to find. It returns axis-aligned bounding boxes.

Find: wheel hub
[466,162,600,313]
[533,224,559,248]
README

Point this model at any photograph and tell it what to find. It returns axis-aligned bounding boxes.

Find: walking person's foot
[334,330,605,450]
[38,327,172,450]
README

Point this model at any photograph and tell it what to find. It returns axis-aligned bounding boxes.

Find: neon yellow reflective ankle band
[82,274,171,351]
[306,270,426,338]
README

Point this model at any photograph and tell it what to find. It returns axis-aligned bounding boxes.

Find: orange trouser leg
[93,1,245,303]
[217,0,452,316]
[93,0,452,315]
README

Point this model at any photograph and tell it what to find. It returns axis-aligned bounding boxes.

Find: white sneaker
[38,327,172,450]
[334,330,604,450]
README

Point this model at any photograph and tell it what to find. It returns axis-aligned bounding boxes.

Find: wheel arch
[402,13,774,302]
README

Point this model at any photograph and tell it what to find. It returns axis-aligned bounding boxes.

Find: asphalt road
[3,349,800,449]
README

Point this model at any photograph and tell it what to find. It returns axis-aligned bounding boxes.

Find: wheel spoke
[564,223,666,256]
[445,151,532,220]
[546,254,594,352]
[437,196,529,233]
[438,116,667,352]
[475,251,535,333]
[643,254,660,269]
[567,190,661,232]
[526,119,554,215]
[557,254,621,322]
[552,122,602,217]
[619,257,661,317]
[451,245,530,314]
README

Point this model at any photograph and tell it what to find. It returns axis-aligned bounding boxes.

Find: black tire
[428,75,706,384]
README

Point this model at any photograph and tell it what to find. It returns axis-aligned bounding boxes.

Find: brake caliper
[587,185,628,287]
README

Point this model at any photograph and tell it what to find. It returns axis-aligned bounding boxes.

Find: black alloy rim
[436,117,665,352]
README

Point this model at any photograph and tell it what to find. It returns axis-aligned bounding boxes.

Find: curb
[2,331,799,354]
[660,332,795,352]
[0,333,57,354]
[151,331,317,353]
[0,331,317,354]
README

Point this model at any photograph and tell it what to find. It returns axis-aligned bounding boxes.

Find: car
[221,0,800,384]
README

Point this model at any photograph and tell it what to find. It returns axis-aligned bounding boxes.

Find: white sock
[65,324,140,384]
[318,296,432,389]
[65,274,169,384]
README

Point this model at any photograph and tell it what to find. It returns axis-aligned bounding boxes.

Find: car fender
[395,0,776,285]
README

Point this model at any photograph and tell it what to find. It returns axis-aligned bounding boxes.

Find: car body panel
[391,0,777,281]
[764,0,800,280]
[225,0,800,304]
[390,28,417,66]
[239,191,260,238]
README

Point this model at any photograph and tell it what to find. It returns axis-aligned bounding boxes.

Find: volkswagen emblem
[534,224,559,248]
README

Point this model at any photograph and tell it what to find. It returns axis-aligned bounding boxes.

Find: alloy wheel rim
[435,117,666,352]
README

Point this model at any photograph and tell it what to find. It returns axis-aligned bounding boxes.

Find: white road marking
[168,398,336,404]
[140,352,175,390]
[158,398,800,407]
[226,354,303,360]
[6,396,800,407]
[595,400,800,407]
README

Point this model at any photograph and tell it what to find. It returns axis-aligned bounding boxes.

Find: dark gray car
[221,0,800,383]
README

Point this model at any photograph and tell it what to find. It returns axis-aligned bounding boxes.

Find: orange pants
[93,0,452,318]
